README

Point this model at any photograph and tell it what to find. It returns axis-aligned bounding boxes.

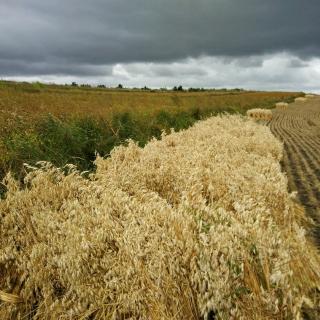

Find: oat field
[0,82,319,319]
[0,81,301,186]
[1,114,319,319]
[0,81,299,129]
[269,96,320,246]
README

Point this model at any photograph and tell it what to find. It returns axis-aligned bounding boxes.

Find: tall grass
[0,81,302,197]
[1,109,211,183]
[0,105,273,187]
[0,80,301,130]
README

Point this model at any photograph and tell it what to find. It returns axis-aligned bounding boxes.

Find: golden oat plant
[0,114,319,319]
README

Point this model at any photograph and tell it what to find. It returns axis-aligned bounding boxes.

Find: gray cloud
[288,58,309,68]
[5,54,320,93]
[0,59,113,76]
[0,0,319,90]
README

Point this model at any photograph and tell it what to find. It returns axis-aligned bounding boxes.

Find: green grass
[1,108,214,173]
[0,105,246,197]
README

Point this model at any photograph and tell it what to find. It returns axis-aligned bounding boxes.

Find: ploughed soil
[269,97,320,318]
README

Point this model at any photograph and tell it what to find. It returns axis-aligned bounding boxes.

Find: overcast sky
[1,0,320,92]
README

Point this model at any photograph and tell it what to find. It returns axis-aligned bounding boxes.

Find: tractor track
[270,98,320,319]
[269,98,320,249]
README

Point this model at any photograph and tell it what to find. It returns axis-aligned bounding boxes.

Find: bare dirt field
[269,97,320,247]
[270,97,320,318]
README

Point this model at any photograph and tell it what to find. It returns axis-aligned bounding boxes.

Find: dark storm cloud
[0,59,113,76]
[0,0,319,77]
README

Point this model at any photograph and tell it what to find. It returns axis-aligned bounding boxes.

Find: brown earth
[269,97,320,245]
[269,97,320,318]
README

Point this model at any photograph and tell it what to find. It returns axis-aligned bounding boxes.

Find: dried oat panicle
[275,102,289,110]
[0,114,319,319]
[246,108,272,121]
[294,97,307,103]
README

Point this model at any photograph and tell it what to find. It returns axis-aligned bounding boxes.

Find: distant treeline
[74,82,245,92]
[1,80,244,93]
